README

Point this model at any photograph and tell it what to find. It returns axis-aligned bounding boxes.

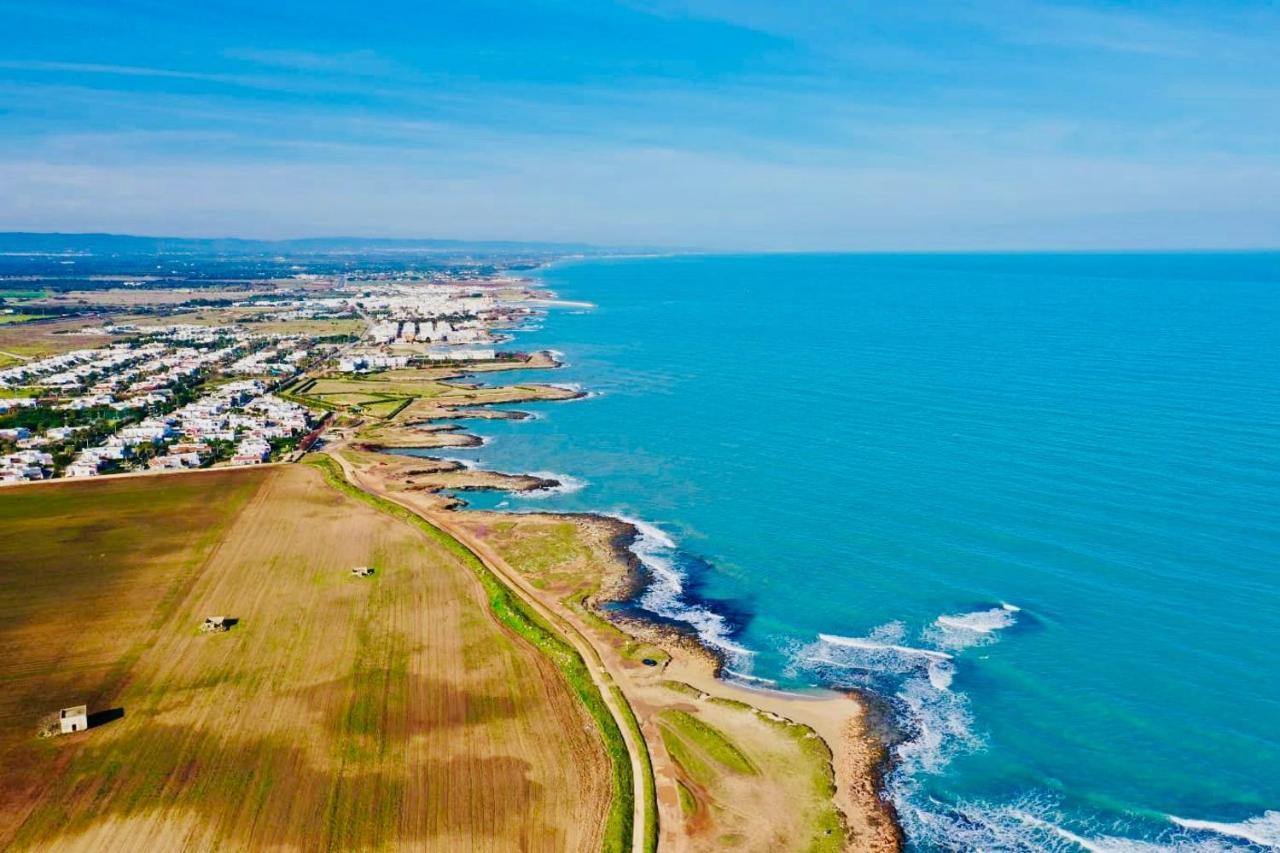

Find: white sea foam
[520,471,587,499]
[788,608,1071,848]
[1170,811,1280,848]
[887,793,1269,853]
[797,609,1268,853]
[927,658,955,691]
[926,603,1020,651]
[935,803,1171,852]
[817,632,954,662]
[723,668,778,687]
[893,671,976,774]
[789,622,978,786]
[544,382,600,401]
[614,514,753,663]
[1011,809,1172,852]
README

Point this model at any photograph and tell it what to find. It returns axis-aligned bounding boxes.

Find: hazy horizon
[4,230,1280,256]
[3,2,1278,251]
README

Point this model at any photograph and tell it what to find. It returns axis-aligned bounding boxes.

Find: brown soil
[0,465,612,851]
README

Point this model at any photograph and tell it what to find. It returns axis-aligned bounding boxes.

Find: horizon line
[1,230,1278,256]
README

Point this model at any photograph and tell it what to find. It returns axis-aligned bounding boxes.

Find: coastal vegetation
[658,709,758,776]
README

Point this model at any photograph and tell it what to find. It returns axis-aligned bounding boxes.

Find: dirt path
[328,448,654,853]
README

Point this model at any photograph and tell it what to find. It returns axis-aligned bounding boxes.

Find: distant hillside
[0,232,609,256]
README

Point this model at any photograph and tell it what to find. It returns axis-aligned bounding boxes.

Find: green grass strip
[614,681,659,853]
[282,391,338,412]
[306,454,652,853]
[384,397,415,419]
[658,709,756,775]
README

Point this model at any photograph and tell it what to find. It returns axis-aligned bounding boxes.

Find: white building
[59,705,88,734]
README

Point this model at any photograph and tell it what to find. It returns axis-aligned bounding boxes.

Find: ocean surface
[413,253,1280,850]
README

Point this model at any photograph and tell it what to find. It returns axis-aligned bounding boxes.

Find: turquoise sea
[415,253,1280,850]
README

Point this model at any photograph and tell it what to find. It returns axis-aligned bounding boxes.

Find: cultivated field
[0,317,126,360]
[29,288,262,308]
[0,465,612,851]
[132,309,366,339]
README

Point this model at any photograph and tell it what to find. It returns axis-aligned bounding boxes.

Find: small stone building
[200,616,231,633]
[351,566,375,577]
[59,705,88,734]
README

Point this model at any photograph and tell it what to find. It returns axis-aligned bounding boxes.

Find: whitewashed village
[0,277,540,484]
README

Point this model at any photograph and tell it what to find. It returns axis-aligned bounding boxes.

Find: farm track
[328,448,656,853]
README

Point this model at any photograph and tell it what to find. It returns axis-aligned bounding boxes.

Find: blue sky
[1,0,1277,249]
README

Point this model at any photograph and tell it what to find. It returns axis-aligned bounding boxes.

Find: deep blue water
[417,253,1280,850]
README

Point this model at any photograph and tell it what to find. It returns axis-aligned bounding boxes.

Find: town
[0,275,542,484]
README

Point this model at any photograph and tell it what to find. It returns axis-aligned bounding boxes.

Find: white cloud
[1,145,1275,250]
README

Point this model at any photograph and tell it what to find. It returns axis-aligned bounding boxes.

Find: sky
[1,0,1278,250]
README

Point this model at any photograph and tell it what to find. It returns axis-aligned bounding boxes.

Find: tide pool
[412,253,1280,850]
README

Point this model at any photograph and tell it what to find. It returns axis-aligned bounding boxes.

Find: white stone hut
[200,615,231,633]
[59,705,88,734]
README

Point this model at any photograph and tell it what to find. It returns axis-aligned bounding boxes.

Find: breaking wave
[402,452,477,470]
[791,621,976,778]
[521,471,587,499]
[787,610,1019,842]
[616,515,754,665]
[815,630,956,692]
[892,798,1280,852]
[1169,811,1280,849]
[925,603,1021,651]
[543,381,601,401]
[790,607,1279,851]
[723,668,779,688]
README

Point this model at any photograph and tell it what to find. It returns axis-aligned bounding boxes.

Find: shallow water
[418,253,1280,850]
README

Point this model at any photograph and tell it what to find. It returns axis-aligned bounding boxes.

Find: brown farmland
[0,465,611,851]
